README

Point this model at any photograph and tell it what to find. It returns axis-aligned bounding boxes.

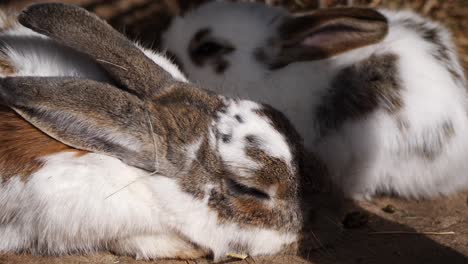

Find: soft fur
[163,1,468,199]
[0,4,308,260]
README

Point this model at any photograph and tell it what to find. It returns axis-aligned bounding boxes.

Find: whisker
[310,230,333,258]
[96,59,128,71]
[145,109,160,175]
[104,176,149,200]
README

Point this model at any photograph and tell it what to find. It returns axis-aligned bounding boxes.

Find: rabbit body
[163,2,468,199]
[0,5,303,260]
[0,151,294,259]
[1,152,198,258]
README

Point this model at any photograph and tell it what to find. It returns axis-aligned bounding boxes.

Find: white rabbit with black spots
[163,1,468,199]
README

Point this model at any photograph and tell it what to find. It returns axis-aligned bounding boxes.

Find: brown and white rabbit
[163,1,468,200]
[0,3,312,260]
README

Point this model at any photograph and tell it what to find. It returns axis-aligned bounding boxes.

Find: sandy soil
[0,1,467,263]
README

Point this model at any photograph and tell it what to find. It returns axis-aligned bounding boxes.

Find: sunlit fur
[0,8,298,260]
[163,2,468,199]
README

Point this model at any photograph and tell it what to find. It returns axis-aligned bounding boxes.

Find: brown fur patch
[0,10,17,33]
[179,137,224,200]
[151,83,224,174]
[207,187,301,230]
[0,105,85,182]
[245,146,292,199]
[0,52,16,76]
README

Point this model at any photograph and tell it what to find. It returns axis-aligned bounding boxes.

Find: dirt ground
[0,1,467,264]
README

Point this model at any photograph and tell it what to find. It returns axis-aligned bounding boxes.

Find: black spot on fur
[235,114,243,123]
[189,28,211,67]
[219,107,227,114]
[315,53,402,137]
[215,59,229,74]
[188,28,234,73]
[245,135,257,145]
[222,134,232,143]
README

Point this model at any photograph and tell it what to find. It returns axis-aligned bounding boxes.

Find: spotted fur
[0,3,306,260]
[163,2,468,199]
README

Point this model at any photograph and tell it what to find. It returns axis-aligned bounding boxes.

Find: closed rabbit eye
[226,178,270,200]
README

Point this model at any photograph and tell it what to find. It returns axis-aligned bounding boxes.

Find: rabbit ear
[18,3,173,99]
[0,77,158,171]
[268,8,388,67]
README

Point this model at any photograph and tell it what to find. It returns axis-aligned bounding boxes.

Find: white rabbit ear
[266,7,388,67]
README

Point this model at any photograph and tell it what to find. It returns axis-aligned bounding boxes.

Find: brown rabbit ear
[267,8,388,67]
[18,3,173,99]
[0,77,158,171]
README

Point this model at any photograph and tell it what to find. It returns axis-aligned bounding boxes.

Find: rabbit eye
[226,178,270,200]
[195,41,226,57]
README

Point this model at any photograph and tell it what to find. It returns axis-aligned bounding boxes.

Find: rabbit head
[0,3,314,259]
[162,1,388,91]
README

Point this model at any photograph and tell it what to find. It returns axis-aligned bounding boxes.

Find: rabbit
[0,3,314,260]
[162,1,468,200]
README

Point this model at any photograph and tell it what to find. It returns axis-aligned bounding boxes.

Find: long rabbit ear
[18,3,173,99]
[265,7,388,67]
[0,77,158,171]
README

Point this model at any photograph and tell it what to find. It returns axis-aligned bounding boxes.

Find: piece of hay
[227,252,249,260]
[369,231,455,235]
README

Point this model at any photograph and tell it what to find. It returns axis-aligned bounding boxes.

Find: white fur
[151,176,296,260]
[163,2,468,199]
[0,8,296,259]
[217,99,293,170]
[210,98,294,179]
[0,153,295,259]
